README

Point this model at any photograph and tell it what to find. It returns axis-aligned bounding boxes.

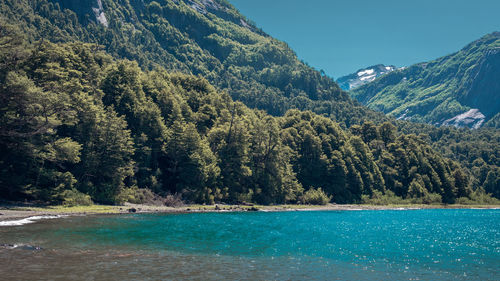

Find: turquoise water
[1,209,499,280]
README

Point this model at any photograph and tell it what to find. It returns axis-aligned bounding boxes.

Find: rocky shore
[1,203,498,225]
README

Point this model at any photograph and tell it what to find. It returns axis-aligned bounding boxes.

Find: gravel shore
[1,203,498,225]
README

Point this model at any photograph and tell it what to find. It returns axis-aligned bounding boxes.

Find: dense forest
[0,0,386,127]
[0,0,498,205]
[1,22,496,205]
[1,0,497,169]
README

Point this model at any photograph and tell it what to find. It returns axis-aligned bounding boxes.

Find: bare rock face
[53,0,108,27]
[186,0,220,14]
[184,0,255,31]
[459,48,500,120]
[92,0,109,27]
[442,109,486,129]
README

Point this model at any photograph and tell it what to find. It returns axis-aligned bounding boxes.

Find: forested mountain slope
[351,32,500,129]
[1,23,486,205]
[1,0,496,174]
[0,0,385,127]
[0,0,498,204]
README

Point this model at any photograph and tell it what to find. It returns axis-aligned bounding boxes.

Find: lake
[0,209,499,280]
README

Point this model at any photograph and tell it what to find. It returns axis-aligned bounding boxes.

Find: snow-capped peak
[337,64,399,91]
[357,69,375,76]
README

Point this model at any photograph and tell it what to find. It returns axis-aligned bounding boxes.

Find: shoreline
[1,203,499,225]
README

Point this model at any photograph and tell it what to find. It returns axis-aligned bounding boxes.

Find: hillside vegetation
[0,0,386,127]
[1,24,486,205]
[0,0,498,204]
[351,32,500,129]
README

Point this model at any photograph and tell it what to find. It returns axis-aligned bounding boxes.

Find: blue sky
[228,0,500,78]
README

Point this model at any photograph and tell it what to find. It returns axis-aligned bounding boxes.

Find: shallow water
[0,209,499,280]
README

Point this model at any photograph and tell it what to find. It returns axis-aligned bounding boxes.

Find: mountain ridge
[1,0,387,128]
[350,32,500,129]
[0,0,499,204]
[337,64,397,91]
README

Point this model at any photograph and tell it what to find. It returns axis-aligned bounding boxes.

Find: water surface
[1,209,498,280]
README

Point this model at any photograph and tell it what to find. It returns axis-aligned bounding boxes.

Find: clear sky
[228,0,500,79]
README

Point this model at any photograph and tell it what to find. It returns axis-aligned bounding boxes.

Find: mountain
[1,23,479,205]
[337,64,397,91]
[350,32,500,129]
[0,0,386,127]
[0,0,498,204]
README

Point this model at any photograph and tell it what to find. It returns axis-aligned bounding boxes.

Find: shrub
[362,189,445,205]
[164,193,185,207]
[456,187,500,205]
[419,192,443,204]
[407,192,442,204]
[300,188,331,205]
[116,187,165,205]
[362,190,408,205]
[60,189,93,206]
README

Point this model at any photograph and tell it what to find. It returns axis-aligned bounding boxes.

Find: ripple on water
[0,209,498,280]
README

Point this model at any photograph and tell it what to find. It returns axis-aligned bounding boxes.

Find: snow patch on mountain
[337,64,397,91]
[360,74,376,81]
[357,69,374,76]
